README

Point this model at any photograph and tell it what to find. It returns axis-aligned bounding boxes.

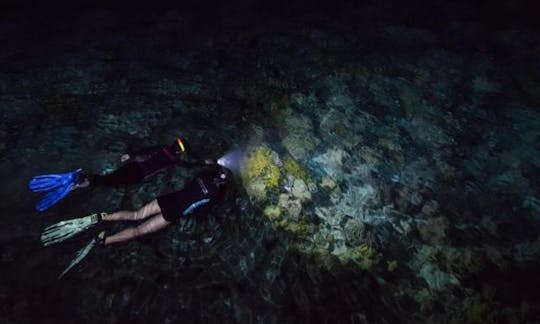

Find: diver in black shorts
[98,165,232,245]
[40,165,234,277]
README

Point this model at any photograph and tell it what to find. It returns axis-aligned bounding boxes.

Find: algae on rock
[283,154,314,185]
[241,145,282,202]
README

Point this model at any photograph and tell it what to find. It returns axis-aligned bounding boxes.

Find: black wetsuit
[90,145,205,186]
[157,166,230,222]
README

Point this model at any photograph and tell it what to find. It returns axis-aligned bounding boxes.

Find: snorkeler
[29,138,216,211]
[41,165,233,278]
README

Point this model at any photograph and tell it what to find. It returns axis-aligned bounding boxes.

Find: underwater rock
[318,108,363,149]
[282,155,314,185]
[289,92,319,113]
[489,170,529,195]
[417,216,449,244]
[394,188,422,213]
[342,244,382,270]
[245,178,267,202]
[397,82,424,118]
[399,158,438,191]
[410,191,423,207]
[420,200,439,218]
[403,118,455,149]
[436,160,462,184]
[418,263,459,291]
[312,148,349,180]
[96,109,169,138]
[320,176,337,190]
[276,110,319,161]
[278,194,303,222]
[357,145,383,165]
[368,74,402,112]
[449,248,486,275]
[282,135,316,162]
[335,181,388,226]
[329,230,348,256]
[377,135,405,165]
[263,205,281,221]
[291,179,312,203]
[315,206,343,227]
[392,218,414,236]
[343,219,366,246]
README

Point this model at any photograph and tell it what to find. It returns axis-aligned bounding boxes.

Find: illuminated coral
[241,146,281,201]
[283,154,313,185]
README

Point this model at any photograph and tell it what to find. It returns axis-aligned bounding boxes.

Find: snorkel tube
[176,138,186,153]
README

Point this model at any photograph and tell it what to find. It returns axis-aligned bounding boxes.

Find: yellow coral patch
[343,244,382,270]
[283,154,313,184]
[263,205,281,221]
[244,146,281,188]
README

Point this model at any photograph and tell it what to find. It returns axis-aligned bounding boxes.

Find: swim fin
[36,182,73,212]
[31,169,81,211]
[41,212,105,246]
[29,169,81,193]
[58,233,103,279]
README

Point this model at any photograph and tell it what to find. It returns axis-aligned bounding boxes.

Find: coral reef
[241,145,281,201]
[275,108,319,161]
[283,154,314,185]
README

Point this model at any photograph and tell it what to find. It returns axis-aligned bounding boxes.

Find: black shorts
[157,174,220,222]
[157,189,187,222]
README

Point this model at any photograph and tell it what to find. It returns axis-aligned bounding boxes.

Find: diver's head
[170,137,190,156]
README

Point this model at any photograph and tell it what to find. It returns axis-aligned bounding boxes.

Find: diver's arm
[122,145,165,163]
[178,156,217,167]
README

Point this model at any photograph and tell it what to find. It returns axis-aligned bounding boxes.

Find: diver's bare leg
[103,200,161,222]
[104,214,171,245]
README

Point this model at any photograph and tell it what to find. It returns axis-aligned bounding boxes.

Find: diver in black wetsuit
[94,165,232,245]
[29,137,218,212]
[77,138,216,188]
[40,165,234,277]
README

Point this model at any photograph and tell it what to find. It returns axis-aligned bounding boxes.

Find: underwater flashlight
[217,148,244,173]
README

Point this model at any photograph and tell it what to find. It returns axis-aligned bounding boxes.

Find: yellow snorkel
[176,138,186,153]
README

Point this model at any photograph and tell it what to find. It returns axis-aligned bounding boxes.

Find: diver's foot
[72,178,90,190]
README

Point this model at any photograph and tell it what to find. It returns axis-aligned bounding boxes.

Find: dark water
[1,2,540,323]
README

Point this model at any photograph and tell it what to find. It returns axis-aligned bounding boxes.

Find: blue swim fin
[29,169,81,193]
[36,183,72,211]
[32,169,81,211]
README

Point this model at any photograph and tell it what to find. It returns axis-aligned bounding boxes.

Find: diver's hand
[121,154,130,162]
